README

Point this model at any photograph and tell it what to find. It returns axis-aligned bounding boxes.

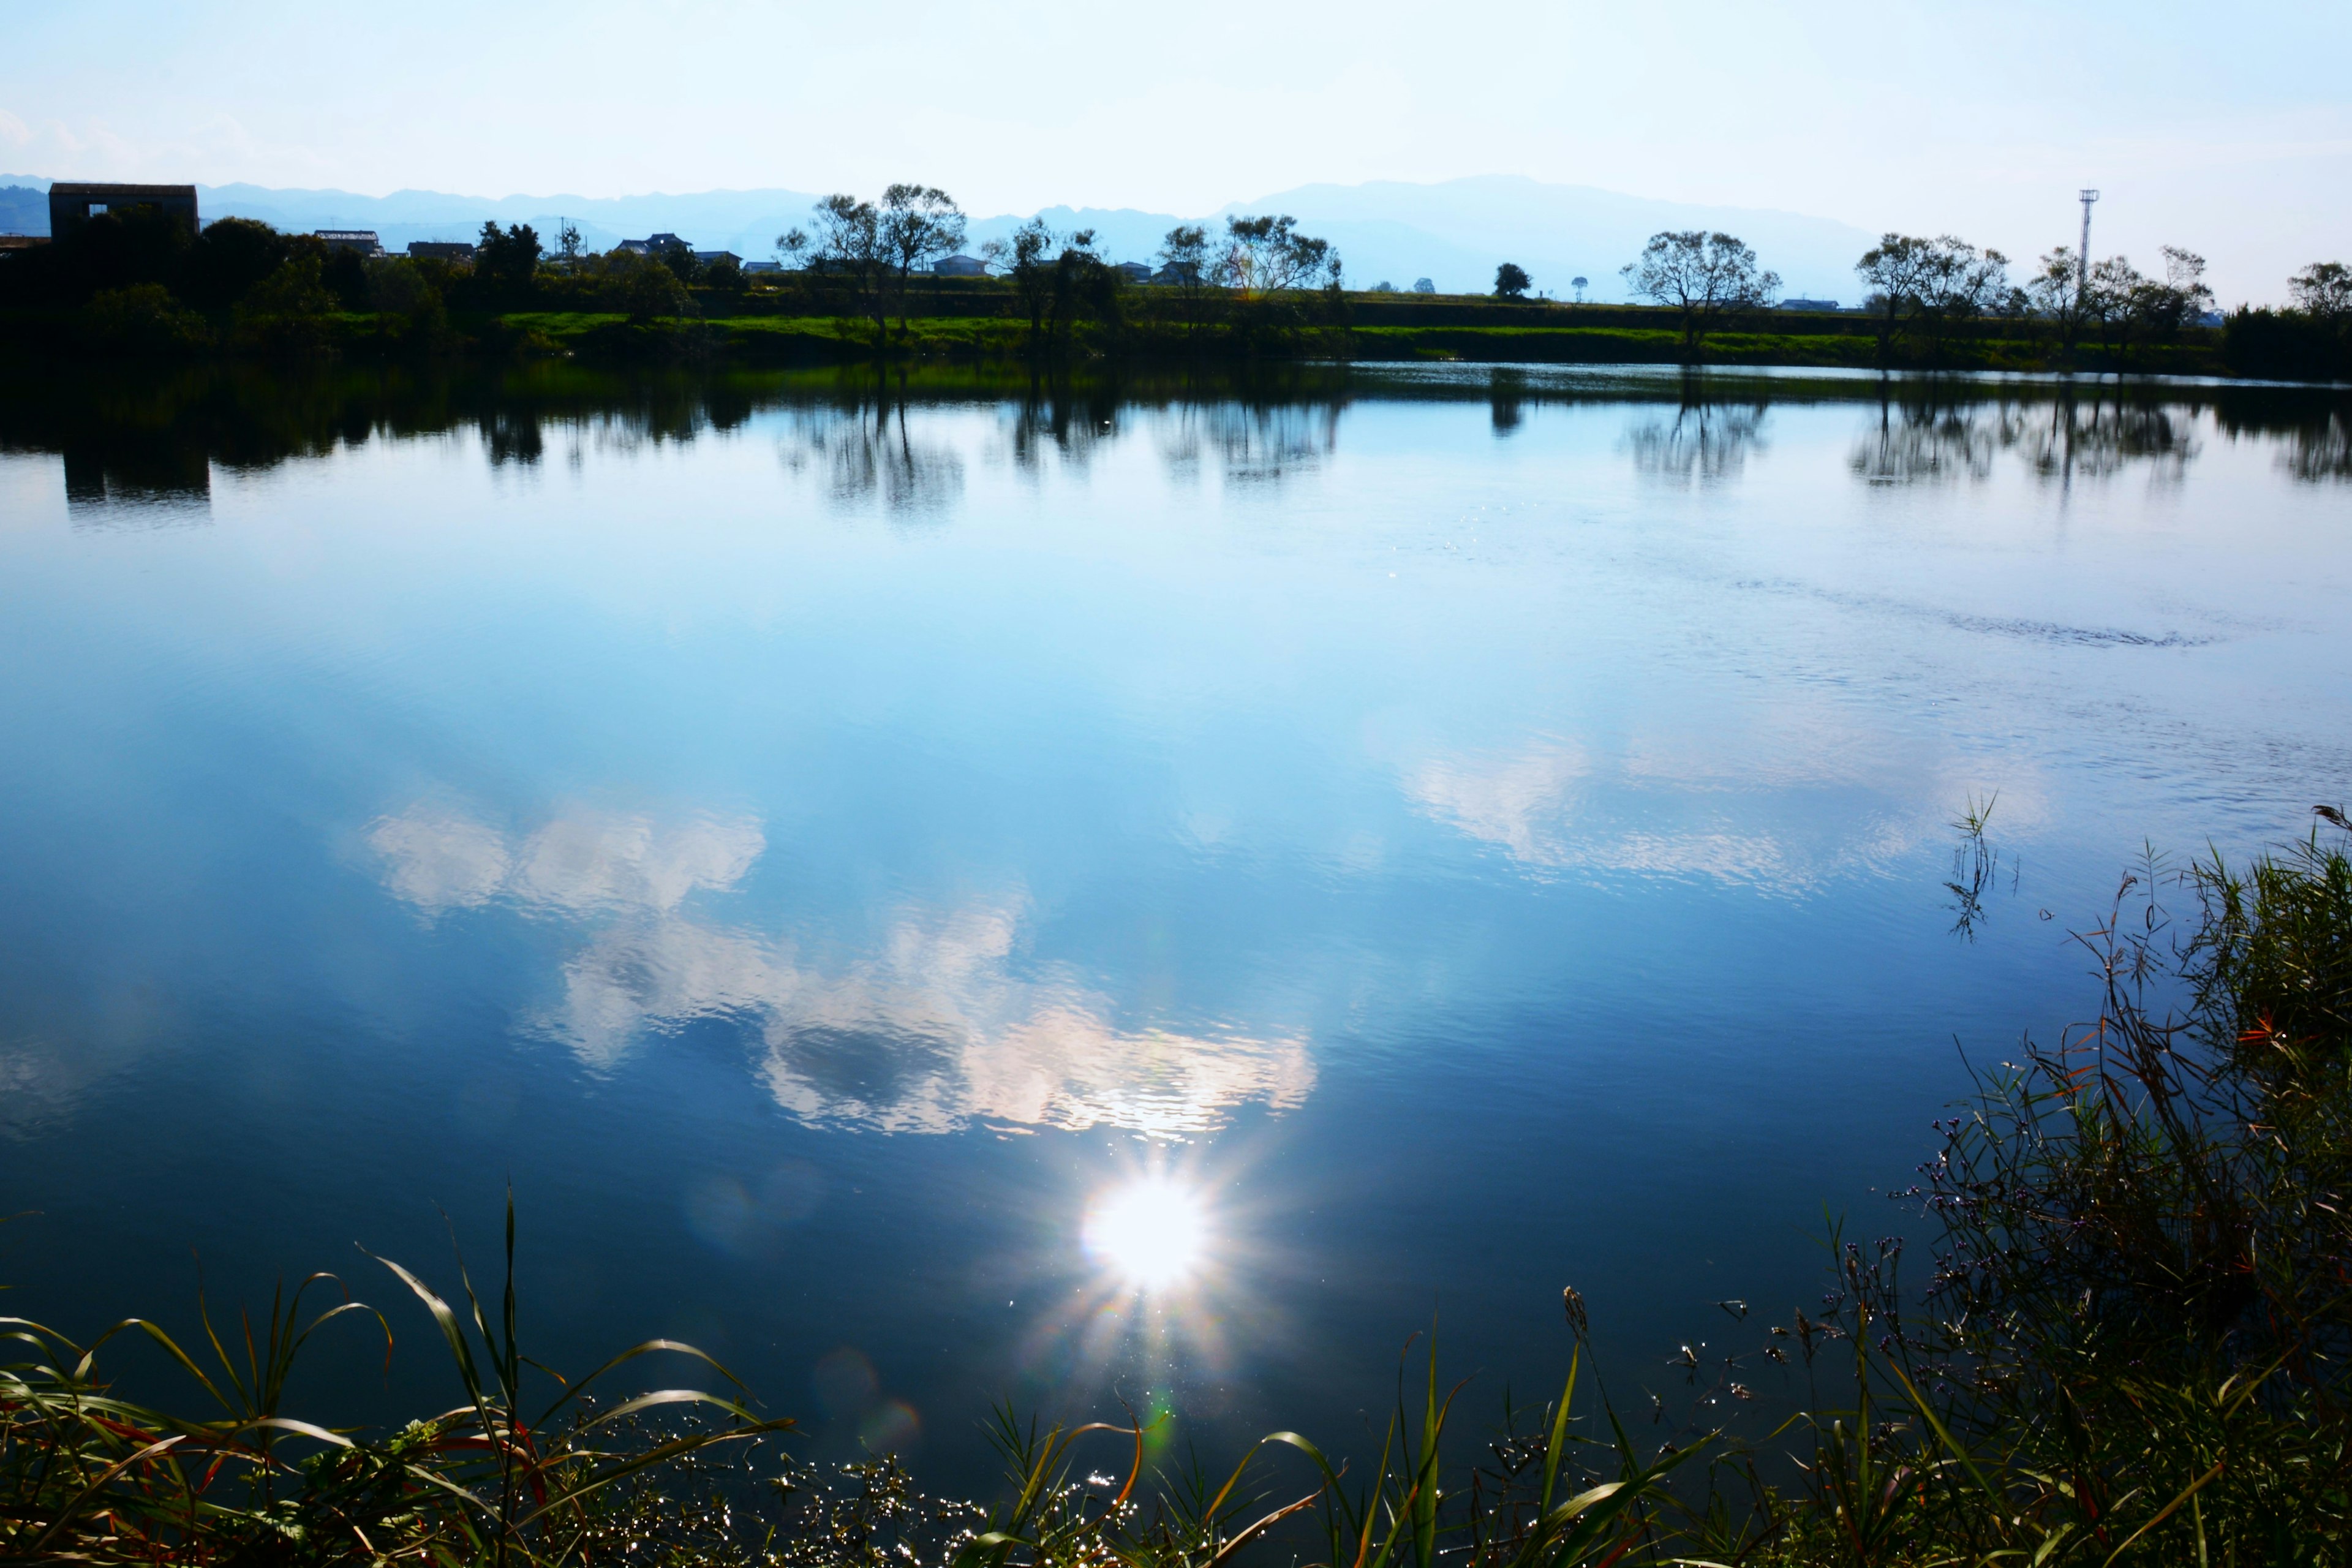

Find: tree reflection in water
[3,364,2348,521]
[777,386,967,518]
[1849,384,2203,489]
[1622,391,1769,486]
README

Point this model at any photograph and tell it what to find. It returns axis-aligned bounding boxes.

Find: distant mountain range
[0,174,1879,303]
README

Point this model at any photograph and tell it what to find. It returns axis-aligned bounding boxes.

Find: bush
[232,252,337,353]
[83,284,211,355]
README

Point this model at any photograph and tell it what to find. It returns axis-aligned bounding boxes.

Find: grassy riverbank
[0,296,2246,379]
[6,811,2348,1565]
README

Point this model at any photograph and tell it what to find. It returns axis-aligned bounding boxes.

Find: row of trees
[775,184,1343,348]
[1604,226,2301,366]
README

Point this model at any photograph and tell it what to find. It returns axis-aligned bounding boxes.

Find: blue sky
[2,0,2346,303]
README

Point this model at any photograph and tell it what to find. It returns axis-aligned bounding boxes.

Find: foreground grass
[7,815,2347,1564]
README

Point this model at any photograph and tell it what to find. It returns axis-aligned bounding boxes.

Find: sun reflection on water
[1084,1177,1208,1292]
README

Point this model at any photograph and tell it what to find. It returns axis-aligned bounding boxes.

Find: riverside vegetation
[5,807,2348,1566]
[2,183,2348,379]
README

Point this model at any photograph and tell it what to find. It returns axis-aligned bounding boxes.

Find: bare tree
[878,184,966,330]
[1620,230,1779,362]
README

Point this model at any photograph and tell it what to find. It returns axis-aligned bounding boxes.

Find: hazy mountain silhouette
[0,173,1876,301]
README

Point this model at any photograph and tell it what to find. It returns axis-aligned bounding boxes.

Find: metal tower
[2077,189,2100,290]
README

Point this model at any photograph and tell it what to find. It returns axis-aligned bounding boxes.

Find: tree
[982,218,1057,341]
[654,237,700,285]
[604,251,690,323]
[183,217,289,309]
[1494,262,1531,299]
[475,221,543,300]
[1049,228,1120,340]
[2128,246,2215,342]
[878,184,966,330]
[556,220,583,263]
[1910,236,2012,363]
[1620,230,1779,361]
[704,254,746,295]
[2027,246,2090,353]
[1215,214,1338,297]
[1855,233,1936,363]
[1156,224,1213,329]
[1571,276,1588,303]
[808,194,889,341]
[2290,260,2352,325]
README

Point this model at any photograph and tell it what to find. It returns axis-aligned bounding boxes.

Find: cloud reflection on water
[367,806,1312,1136]
[1407,736,2034,891]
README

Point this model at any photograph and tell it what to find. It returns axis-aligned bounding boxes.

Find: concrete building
[1779,297,1841,312]
[48,183,199,239]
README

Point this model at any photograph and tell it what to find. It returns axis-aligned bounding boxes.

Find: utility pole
[2077,189,2100,290]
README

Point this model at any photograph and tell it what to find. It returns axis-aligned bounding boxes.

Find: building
[1112,261,1152,284]
[932,254,990,277]
[48,183,199,240]
[316,230,385,257]
[692,249,742,268]
[1148,262,1200,287]
[742,260,783,275]
[407,241,478,263]
[1779,297,1841,312]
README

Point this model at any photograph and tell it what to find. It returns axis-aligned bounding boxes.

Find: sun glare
[1084,1178,1207,1291]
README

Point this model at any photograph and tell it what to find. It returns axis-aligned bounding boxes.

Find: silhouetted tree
[878,184,965,330]
[1216,214,1338,296]
[1912,236,2013,363]
[1157,224,1213,329]
[809,194,889,341]
[183,217,288,309]
[475,221,543,300]
[2291,260,2352,325]
[1856,234,1936,363]
[1621,230,1779,362]
[984,219,1057,342]
[2027,246,2091,355]
[1494,262,1531,299]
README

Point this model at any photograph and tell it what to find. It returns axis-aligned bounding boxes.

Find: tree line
[5,183,2346,377]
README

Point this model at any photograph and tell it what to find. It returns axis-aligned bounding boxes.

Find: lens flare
[1084,1178,1207,1291]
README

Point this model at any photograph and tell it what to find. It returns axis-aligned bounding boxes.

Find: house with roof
[316,230,385,257]
[931,254,990,277]
[1112,262,1152,284]
[408,241,478,263]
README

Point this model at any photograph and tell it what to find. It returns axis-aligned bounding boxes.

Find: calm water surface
[1,364,2347,1487]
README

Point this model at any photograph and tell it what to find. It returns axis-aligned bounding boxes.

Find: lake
[1,361,2346,1492]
